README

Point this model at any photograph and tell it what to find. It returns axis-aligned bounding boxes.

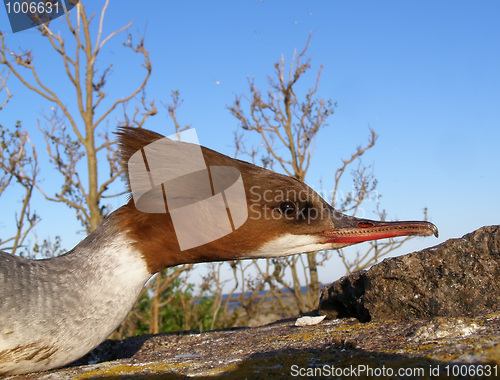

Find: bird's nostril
[358,221,374,228]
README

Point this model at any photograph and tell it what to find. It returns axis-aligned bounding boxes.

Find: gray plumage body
[0,215,150,375]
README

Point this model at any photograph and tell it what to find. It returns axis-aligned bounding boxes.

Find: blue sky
[0,1,499,283]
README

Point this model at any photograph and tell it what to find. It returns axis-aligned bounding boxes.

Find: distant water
[200,285,319,310]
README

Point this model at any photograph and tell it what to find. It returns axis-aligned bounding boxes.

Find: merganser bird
[0,127,438,376]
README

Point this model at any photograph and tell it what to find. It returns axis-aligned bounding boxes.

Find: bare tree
[230,35,335,181]
[0,122,39,256]
[228,34,337,313]
[224,35,416,324]
[0,0,156,233]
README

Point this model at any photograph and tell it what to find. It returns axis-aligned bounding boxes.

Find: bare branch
[0,124,40,256]
[161,90,190,133]
[0,68,12,109]
[332,128,377,210]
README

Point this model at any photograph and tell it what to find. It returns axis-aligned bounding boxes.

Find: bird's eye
[278,201,297,216]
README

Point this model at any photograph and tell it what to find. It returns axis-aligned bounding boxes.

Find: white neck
[0,217,151,375]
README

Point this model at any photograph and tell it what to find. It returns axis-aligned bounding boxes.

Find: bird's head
[116,127,438,273]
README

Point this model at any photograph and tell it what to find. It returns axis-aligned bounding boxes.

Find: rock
[295,315,326,326]
[319,225,500,321]
[5,314,500,379]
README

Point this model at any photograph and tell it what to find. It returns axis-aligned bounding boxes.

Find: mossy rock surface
[5,314,500,379]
